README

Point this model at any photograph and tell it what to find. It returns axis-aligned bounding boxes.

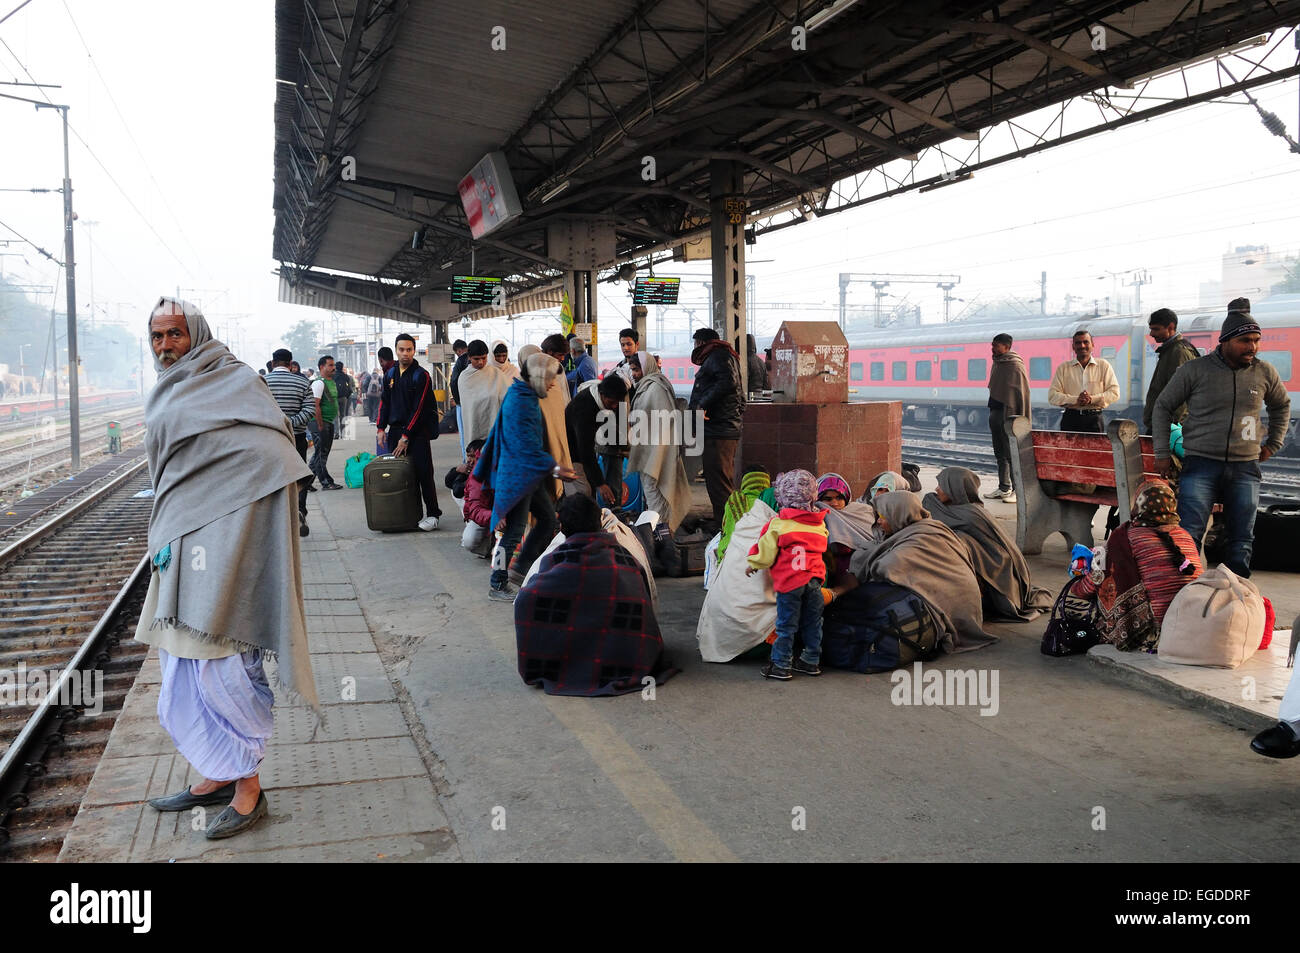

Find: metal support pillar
[709,160,747,395]
[630,305,648,349]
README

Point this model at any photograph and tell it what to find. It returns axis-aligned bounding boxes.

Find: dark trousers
[988,405,1013,490]
[703,437,738,526]
[294,432,310,518]
[1060,409,1105,433]
[365,395,379,422]
[491,482,557,589]
[1178,455,1261,577]
[309,420,336,486]
[387,427,441,519]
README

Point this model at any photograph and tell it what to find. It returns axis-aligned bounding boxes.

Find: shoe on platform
[1251,723,1300,759]
[1000,491,1016,503]
[204,791,269,840]
[508,568,525,588]
[148,781,237,812]
[760,662,793,681]
[418,516,440,531]
[306,483,318,493]
[487,584,518,603]
[299,517,310,537]
[983,488,1010,500]
[322,482,343,491]
[792,658,822,677]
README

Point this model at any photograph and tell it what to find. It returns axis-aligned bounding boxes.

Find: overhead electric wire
[0,0,33,27]
[0,214,61,263]
[0,35,197,278]
[59,0,205,272]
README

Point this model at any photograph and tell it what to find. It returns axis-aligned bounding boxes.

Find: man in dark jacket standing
[377,332,442,531]
[745,334,768,393]
[985,333,1030,502]
[688,327,745,526]
[1154,300,1291,576]
[1142,307,1200,434]
[449,339,470,459]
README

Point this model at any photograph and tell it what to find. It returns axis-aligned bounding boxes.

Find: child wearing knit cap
[746,469,829,680]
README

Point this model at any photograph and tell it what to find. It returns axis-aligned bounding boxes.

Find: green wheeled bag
[363,454,422,532]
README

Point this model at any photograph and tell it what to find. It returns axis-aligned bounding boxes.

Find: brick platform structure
[743,401,902,491]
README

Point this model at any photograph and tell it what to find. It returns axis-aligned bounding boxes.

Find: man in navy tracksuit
[376,332,442,530]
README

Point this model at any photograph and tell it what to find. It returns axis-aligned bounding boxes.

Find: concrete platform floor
[58,416,1300,862]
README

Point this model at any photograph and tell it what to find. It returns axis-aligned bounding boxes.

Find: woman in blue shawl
[474,352,578,600]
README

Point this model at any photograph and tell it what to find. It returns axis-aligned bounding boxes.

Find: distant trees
[283,320,319,363]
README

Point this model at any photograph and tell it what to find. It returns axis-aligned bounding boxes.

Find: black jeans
[294,432,310,517]
[1060,409,1105,433]
[491,482,557,589]
[309,420,335,486]
[386,427,441,519]
[988,405,1012,490]
[702,437,738,526]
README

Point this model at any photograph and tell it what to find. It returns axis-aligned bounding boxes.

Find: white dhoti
[157,648,274,782]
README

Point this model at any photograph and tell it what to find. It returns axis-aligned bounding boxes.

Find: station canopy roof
[273,0,1300,322]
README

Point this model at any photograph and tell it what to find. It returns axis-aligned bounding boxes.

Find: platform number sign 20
[724,198,746,225]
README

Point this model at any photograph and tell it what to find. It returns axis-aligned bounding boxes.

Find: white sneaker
[418,516,440,531]
[1000,491,1017,504]
[983,487,1010,500]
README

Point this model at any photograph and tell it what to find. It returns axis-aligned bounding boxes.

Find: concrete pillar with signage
[567,270,597,357]
[709,159,747,396]
[630,305,648,350]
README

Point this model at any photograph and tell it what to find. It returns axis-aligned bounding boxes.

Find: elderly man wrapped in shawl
[137,297,319,840]
[515,494,678,695]
[458,339,513,447]
[922,467,1052,621]
[848,491,997,654]
[626,351,692,537]
[474,353,578,598]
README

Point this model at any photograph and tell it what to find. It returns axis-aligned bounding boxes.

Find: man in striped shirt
[266,348,316,537]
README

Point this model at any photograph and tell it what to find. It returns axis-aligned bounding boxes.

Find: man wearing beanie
[1153,297,1290,576]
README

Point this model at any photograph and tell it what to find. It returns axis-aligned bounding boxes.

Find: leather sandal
[148,781,237,812]
[204,792,269,839]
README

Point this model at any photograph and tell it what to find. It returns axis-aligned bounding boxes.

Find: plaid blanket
[515,531,678,696]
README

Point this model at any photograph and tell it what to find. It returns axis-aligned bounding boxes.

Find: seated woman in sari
[1073,479,1201,652]
[922,467,1052,621]
[848,491,997,653]
[814,472,880,582]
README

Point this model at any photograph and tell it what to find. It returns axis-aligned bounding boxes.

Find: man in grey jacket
[1153,300,1290,577]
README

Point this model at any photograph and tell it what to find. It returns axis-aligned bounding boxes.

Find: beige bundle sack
[1159,565,1264,669]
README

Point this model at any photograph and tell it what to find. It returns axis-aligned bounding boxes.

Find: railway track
[0,405,144,457]
[0,462,154,862]
[0,414,146,491]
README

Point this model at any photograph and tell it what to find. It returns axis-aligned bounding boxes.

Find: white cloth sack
[1159,565,1264,669]
[696,500,778,662]
[702,532,722,590]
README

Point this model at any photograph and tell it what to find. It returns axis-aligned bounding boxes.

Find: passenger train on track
[618,294,1300,453]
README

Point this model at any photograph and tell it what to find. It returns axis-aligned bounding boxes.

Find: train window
[967,358,987,381]
[1029,357,1052,381]
[940,360,958,381]
[915,360,932,381]
[892,361,907,381]
[1100,346,1117,359]
[850,362,864,381]
[1260,352,1292,381]
[870,361,884,381]
[688,367,696,380]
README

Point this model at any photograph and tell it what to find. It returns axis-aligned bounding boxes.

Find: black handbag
[1040,577,1102,657]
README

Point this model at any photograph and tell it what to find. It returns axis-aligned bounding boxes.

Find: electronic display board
[451,275,503,304]
[632,276,680,305]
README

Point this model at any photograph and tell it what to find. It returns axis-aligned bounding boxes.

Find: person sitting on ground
[718,466,771,564]
[492,339,520,380]
[475,353,578,599]
[626,351,692,539]
[514,494,676,696]
[815,472,881,578]
[746,469,829,680]
[922,466,1052,621]
[848,490,998,654]
[861,470,908,500]
[458,339,512,447]
[1071,478,1202,652]
[565,373,628,505]
[459,440,494,558]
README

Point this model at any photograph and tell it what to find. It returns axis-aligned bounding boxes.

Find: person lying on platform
[922,467,1053,622]
[1071,478,1202,653]
[514,494,676,696]
[848,491,998,655]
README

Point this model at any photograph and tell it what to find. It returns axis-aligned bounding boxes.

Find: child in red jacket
[746,469,829,680]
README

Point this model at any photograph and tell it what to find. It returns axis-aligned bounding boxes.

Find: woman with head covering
[492,338,520,379]
[1073,478,1202,652]
[923,467,1052,621]
[519,343,572,497]
[848,491,997,653]
[861,470,908,501]
[626,351,692,537]
[474,352,579,599]
[137,297,318,839]
[814,472,881,577]
[717,467,770,564]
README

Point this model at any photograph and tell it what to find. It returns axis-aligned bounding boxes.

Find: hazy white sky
[2,1,1298,369]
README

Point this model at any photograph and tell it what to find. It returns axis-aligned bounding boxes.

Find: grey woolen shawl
[141,300,317,708]
[922,467,1052,622]
[848,490,997,652]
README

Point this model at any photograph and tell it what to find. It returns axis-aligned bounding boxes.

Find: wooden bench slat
[1035,464,1120,486]
[1031,431,1112,449]
[1032,446,1116,467]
